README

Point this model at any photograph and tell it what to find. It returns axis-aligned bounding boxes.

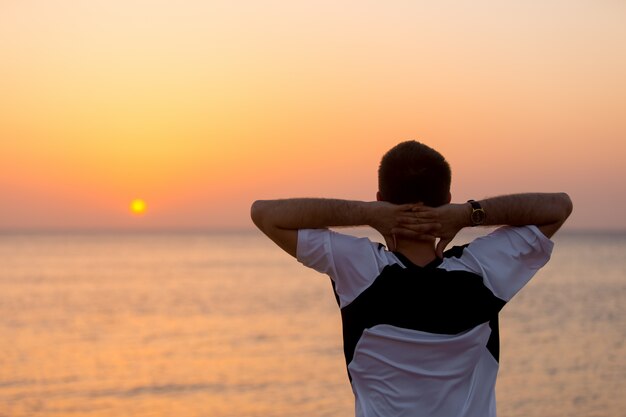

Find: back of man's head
[378,141,451,206]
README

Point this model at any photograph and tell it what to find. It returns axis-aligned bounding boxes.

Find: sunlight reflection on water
[0,230,624,417]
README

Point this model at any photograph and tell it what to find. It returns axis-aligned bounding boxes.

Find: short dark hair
[378,141,451,206]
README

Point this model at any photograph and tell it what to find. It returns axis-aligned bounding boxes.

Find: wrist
[365,201,396,235]
[458,203,473,229]
[364,201,380,228]
[467,200,486,227]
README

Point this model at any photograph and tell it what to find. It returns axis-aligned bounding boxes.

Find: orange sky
[1,1,625,230]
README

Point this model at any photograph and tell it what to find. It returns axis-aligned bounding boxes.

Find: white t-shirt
[297,226,553,417]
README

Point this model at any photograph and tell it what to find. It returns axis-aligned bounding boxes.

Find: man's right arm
[395,193,573,257]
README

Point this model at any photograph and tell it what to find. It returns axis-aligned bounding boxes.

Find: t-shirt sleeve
[296,229,398,307]
[440,225,554,301]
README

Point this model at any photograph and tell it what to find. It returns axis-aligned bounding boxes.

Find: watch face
[471,209,486,225]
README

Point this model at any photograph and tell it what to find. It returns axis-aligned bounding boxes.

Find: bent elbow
[560,192,573,220]
[251,200,275,230]
[250,200,265,227]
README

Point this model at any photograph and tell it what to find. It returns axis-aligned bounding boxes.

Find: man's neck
[386,237,438,267]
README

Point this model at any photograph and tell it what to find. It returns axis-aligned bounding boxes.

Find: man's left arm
[250,198,426,257]
[393,193,572,257]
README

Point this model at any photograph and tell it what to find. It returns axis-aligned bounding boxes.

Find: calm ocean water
[0,229,624,417]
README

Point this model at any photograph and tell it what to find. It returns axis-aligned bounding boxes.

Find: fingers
[400,206,438,219]
[383,233,398,251]
[392,225,440,241]
[392,212,441,239]
[392,204,442,241]
[436,238,451,258]
[393,221,441,233]
[396,212,439,224]
[410,204,437,213]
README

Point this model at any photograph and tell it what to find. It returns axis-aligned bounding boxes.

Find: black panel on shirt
[336,246,506,372]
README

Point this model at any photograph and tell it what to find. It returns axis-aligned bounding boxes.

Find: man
[251,141,572,417]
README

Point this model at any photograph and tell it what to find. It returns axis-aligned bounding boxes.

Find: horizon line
[1,225,625,235]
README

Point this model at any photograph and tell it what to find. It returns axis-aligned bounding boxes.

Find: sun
[130,199,147,215]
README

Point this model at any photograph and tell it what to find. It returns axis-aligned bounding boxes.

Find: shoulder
[440,226,554,301]
[297,229,404,307]
[467,225,554,260]
[297,229,388,268]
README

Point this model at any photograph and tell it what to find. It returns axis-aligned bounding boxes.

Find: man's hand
[367,202,441,250]
[393,203,467,257]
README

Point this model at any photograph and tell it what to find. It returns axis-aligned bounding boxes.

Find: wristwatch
[468,200,486,226]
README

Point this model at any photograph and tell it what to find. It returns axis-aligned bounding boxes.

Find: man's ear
[376,191,382,201]
[446,192,452,203]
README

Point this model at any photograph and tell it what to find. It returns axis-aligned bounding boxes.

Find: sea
[0,228,624,417]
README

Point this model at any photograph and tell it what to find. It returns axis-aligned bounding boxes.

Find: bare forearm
[251,198,374,231]
[439,193,573,239]
[478,193,573,233]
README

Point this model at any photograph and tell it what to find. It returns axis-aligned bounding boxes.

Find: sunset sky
[1,0,624,231]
